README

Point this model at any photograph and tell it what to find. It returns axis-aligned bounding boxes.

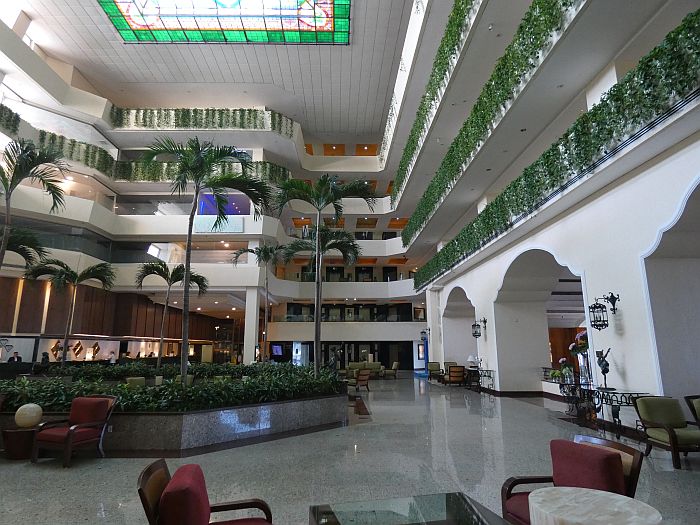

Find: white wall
[494,301,551,391]
[645,257,700,402]
[429,130,700,412]
[442,316,476,364]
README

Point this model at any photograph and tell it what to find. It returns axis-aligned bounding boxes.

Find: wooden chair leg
[644,443,652,456]
[98,440,106,458]
[671,448,681,469]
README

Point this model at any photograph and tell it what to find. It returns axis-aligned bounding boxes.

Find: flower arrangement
[568,329,588,355]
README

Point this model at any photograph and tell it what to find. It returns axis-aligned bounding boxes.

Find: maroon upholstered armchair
[501,437,633,525]
[138,460,273,525]
[31,395,116,468]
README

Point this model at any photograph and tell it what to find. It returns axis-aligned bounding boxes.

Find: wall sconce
[472,318,487,338]
[599,292,620,314]
[589,293,620,331]
[420,328,430,341]
[588,301,609,330]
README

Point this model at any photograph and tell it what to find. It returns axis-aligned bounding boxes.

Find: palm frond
[282,238,315,263]
[206,172,272,220]
[322,229,361,266]
[170,264,186,284]
[24,258,77,290]
[135,261,171,288]
[6,228,47,267]
[231,248,255,266]
[188,271,209,296]
[77,263,116,289]
[274,178,316,214]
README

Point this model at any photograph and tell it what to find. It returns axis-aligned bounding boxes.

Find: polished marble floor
[0,376,697,524]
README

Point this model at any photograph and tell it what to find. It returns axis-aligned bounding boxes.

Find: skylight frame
[98,0,351,44]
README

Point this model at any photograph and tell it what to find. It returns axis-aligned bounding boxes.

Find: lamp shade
[15,403,43,428]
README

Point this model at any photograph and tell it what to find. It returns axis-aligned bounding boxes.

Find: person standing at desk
[7,351,22,362]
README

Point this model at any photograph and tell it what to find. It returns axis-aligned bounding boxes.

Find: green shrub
[1,364,341,413]
[415,9,700,289]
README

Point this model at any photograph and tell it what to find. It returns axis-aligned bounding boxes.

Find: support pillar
[243,287,260,364]
[425,287,443,364]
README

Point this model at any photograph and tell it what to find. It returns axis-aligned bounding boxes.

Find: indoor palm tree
[135,261,209,369]
[6,228,47,267]
[232,243,283,362]
[0,139,65,268]
[142,137,271,382]
[25,259,115,367]
[283,226,361,376]
[276,174,375,376]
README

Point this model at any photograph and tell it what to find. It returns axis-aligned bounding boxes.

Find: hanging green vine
[402,0,580,246]
[109,106,294,138]
[414,9,700,290]
[390,0,476,205]
[0,105,21,135]
[38,130,116,175]
[113,160,289,183]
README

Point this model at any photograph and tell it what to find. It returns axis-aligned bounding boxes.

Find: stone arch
[494,249,585,391]
[440,286,478,365]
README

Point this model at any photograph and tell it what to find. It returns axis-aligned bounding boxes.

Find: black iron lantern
[588,301,609,330]
[472,318,487,338]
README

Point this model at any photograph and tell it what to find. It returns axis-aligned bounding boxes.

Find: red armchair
[138,459,273,525]
[501,437,639,525]
[31,395,116,468]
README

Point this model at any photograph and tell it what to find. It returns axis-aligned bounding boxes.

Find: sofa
[343,361,384,379]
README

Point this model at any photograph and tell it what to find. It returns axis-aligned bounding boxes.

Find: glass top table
[309,492,508,525]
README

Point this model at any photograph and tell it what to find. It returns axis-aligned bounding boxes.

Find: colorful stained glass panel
[98,0,351,44]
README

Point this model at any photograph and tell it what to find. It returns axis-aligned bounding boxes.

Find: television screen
[272,345,283,356]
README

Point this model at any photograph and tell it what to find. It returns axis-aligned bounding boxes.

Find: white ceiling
[18,0,411,143]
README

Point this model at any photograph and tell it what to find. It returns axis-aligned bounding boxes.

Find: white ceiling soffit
[15,0,412,144]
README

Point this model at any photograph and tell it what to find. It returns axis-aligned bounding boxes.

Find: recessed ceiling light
[332,145,336,149]
[220,240,225,244]
[84,175,89,179]
[196,307,201,311]
[224,243,230,248]
[214,301,219,304]
[173,301,178,304]
[520,128,527,132]
[226,315,230,319]
[114,206,119,209]
[232,307,236,311]
[488,23,494,31]
[66,176,74,181]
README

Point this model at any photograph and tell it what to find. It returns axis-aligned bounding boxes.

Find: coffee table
[309,492,508,524]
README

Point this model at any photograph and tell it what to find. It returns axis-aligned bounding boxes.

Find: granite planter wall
[0,394,347,456]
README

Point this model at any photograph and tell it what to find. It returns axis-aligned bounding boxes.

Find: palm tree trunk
[181,192,198,385]
[313,209,322,377]
[157,285,170,370]
[264,265,269,362]
[62,284,78,368]
[0,195,12,268]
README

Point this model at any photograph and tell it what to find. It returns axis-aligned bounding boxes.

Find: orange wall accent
[323,144,346,156]
[355,144,378,155]
[305,144,314,155]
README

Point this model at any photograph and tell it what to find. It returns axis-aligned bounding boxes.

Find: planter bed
[0,394,346,457]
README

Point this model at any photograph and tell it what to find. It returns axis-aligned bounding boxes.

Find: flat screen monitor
[272,344,283,356]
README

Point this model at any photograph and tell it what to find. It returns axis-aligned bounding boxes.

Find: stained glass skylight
[98,0,350,44]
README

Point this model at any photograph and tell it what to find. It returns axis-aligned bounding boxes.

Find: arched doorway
[441,287,477,364]
[494,249,586,391]
[644,183,700,402]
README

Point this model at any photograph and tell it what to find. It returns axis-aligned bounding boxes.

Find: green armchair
[427,362,441,380]
[382,362,399,379]
[633,396,700,469]
[686,395,700,425]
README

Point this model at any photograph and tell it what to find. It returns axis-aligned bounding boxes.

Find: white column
[425,287,443,364]
[585,62,618,109]
[243,287,260,363]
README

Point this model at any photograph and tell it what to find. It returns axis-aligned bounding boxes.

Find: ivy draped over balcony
[414,9,700,290]
[109,106,295,138]
[36,129,289,183]
[390,0,476,205]
[401,0,581,247]
[0,105,21,135]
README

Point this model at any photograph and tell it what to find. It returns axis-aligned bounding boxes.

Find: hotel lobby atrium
[0,1,699,524]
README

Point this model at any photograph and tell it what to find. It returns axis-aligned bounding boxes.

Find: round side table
[529,487,662,525]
